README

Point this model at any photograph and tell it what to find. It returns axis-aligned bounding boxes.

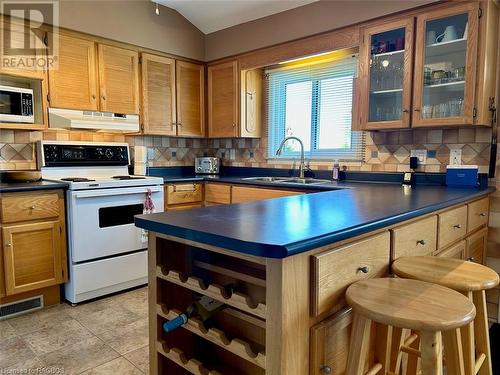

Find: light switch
[449,149,462,165]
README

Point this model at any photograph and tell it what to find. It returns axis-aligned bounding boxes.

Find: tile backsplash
[0,127,493,174]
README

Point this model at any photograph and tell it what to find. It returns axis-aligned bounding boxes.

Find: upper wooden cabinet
[359,18,414,130]
[412,2,479,127]
[240,69,263,137]
[48,33,98,111]
[98,44,140,114]
[208,60,239,138]
[141,53,176,136]
[176,61,205,137]
[357,2,498,129]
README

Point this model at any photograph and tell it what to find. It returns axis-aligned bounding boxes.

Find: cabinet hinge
[473,107,477,118]
[43,32,48,46]
[139,56,142,64]
[478,7,483,18]
[46,94,50,103]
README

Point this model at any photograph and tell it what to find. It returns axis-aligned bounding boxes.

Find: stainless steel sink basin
[242,176,331,185]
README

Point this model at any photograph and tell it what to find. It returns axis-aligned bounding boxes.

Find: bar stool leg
[473,290,493,375]
[462,292,476,375]
[375,323,392,373]
[443,328,465,375]
[406,333,420,375]
[346,313,372,375]
[390,327,409,374]
[420,331,443,375]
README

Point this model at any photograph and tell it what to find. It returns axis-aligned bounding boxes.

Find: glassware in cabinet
[413,3,479,126]
[359,18,413,129]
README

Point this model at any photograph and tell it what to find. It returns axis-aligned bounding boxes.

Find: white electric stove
[38,141,164,303]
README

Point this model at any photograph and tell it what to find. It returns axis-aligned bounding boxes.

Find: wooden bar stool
[345,278,476,375]
[392,256,500,375]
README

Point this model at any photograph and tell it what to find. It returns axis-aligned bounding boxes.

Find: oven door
[67,185,164,263]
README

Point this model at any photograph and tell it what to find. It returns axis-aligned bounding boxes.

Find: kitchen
[0,0,499,374]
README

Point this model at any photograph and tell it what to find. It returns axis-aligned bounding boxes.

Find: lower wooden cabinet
[204,183,231,205]
[465,227,488,264]
[165,183,203,211]
[2,221,64,295]
[231,185,303,203]
[435,240,466,259]
[0,190,67,297]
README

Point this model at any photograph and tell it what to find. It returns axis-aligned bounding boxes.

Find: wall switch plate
[449,149,462,165]
[410,149,427,164]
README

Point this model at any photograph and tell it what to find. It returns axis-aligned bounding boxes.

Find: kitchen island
[135,182,494,375]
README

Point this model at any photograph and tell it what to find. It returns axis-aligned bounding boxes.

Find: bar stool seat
[345,278,475,375]
[392,256,499,292]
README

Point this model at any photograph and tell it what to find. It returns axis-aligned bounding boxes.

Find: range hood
[49,108,139,132]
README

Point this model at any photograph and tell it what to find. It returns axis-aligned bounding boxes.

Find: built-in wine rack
[152,236,267,375]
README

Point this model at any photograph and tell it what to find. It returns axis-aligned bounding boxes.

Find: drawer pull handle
[30,205,36,210]
[416,239,426,246]
[479,213,487,217]
[320,365,332,374]
[453,224,462,229]
[5,243,11,247]
[467,257,475,262]
[172,184,197,193]
[357,266,369,274]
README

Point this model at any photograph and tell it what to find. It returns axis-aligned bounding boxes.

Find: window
[265,54,364,161]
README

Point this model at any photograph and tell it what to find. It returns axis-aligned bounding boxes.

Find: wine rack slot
[157,304,266,369]
[157,265,267,319]
[157,340,221,375]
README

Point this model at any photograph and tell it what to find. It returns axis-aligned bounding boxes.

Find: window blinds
[265,54,364,161]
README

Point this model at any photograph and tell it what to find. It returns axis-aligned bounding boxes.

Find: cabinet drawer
[435,240,465,259]
[1,192,60,224]
[165,183,202,205]
[205,183,231,204]
[438,205,467,249]
[392,216,437,259]
[312,232,390,316]
[231,186,302,203]
[468,197,489,233]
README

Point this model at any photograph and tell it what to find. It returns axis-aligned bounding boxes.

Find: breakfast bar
[135,183,493,375]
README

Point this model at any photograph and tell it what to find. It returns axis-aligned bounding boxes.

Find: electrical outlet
[410,149,427,164]
[449,149,462,165]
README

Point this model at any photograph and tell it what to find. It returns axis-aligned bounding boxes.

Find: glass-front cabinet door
[359,18,414,130]
[413,3,479,127]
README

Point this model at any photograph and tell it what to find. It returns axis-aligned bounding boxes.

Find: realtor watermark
[0,367,64,374]
[1,0,59,70]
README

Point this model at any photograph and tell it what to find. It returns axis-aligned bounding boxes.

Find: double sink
[242,176,332,185]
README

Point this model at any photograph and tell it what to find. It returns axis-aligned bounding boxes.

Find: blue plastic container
[446,165,478,187]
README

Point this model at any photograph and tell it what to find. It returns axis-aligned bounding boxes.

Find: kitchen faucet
[276,136,305,179]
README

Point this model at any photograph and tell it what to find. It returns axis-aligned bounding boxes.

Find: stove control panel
[41,143,129,167]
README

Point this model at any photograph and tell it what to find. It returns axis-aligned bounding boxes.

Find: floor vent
[0,295,44,320]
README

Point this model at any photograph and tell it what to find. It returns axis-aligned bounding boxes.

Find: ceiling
[157,0,320,34]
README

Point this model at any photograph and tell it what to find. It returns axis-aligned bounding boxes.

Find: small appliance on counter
[446,165,479,187]
[402,156,418,186]
[195,157,220,174]
[0,85,34,123]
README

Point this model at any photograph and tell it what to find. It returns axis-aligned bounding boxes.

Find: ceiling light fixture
[155,1,160,15]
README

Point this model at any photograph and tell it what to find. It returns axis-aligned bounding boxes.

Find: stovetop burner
[112,175,146,180]
[61,177,96,182]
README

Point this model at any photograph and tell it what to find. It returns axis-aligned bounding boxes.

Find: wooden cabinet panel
[176,61,205,137]
[0,18,46,79]
[0,232,4,298]
[240,69,262,137]
[208,60,239,138]
[1,191,59,224]
[231,186,302,204]
[140,53,176,136]
[48,33,98,110]
[98,44,139,114]
[392,215,437,258]
[165,183,203,207]
[437,205,467,249]
[205,183,231,205]
[466,227,487,264]
[311,308,374,375]
[312,232,390,316]
[2,221,63,295]
[435,240,465,259]
[467,197,489,233]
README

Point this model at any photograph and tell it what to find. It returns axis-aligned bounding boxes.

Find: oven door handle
[73,185,163,199]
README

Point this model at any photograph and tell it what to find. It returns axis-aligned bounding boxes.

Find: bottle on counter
[163,295,226,333]
[332,159,340,181]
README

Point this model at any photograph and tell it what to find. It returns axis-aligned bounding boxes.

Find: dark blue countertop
[135,180,494,258]
[0,180,69,193]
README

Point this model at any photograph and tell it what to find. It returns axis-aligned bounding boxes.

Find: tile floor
[0,286,149,375]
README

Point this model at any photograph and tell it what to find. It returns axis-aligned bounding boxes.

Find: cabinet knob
[320,365,332,374]
[416,239,426,245]
[479,213,487,217]
[92,94,96,99]
[232,123,236,127]
[453,224,462,229]
[402,109,409,113]
[30,205,36,210]
[357,266,369,274]
[414,108,421,112]
[102,95,106,100]
[467,257,475,262]
[5,243,11,247]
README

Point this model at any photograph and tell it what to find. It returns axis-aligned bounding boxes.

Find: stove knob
[105,148,114,159]
[95,148,104,158]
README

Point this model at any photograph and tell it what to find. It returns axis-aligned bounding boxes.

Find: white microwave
[0,85,34,123]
